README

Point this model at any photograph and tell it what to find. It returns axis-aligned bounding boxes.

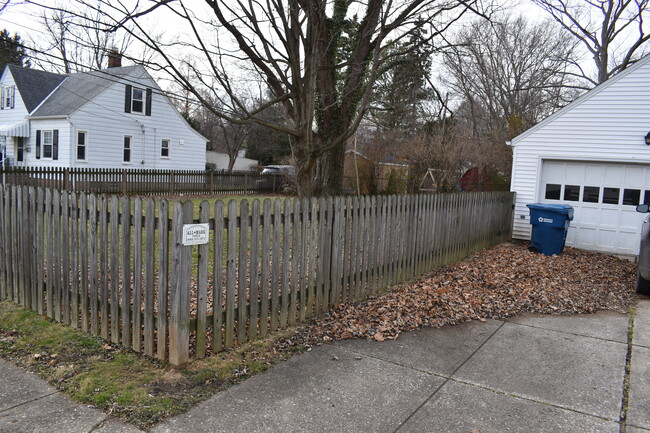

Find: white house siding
[206,151,258,171]
[65,68,206,170]
[0,69,30,163]
[510,54,650,254]
[23,118,72,167]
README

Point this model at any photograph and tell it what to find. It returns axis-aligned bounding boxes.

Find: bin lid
[526,203,574,216]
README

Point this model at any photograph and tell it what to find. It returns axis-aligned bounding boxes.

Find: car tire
[637,272,650,295]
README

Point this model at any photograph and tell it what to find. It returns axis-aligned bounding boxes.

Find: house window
[1,85,14,109]
[563,185,580,201]
[544,184,561,200]
[623,189,641,206]
[15,137,24,162]
[77,131,87,161]
[123,136,132,163]
[35,129,58,160]
[132,88,144,113]
[161,139,170,158]
[603,187,620,205]
[42,130,54,159]
[582,186,600,203]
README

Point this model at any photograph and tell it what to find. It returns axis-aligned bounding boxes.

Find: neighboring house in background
[206,149,258,171]
[510,53,650,256]
[0,60,207,170]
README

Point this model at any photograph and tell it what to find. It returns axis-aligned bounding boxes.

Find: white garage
[510,54,650,256]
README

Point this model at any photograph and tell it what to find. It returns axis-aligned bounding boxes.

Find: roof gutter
[27,115,68,120]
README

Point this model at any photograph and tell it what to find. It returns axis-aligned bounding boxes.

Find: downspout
[140,123,146,166]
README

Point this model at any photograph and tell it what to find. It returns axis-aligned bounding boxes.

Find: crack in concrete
[0,390,58,414]
[618,305,636,433]
[390,321,506,433]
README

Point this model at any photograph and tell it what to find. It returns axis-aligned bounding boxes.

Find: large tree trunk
[314,141,345,196]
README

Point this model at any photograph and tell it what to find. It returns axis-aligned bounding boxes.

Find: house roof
[510,53,650,145]
[6,65,66,113]
[31,65,142,117]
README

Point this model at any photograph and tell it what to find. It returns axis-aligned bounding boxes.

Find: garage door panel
[580,207,601,225]
[598,230,618,248]
[565,164,584,183]
[605,165,626,184]
[599,208,620,227]
[542,163,565,182]
[626,166,644,184]
[540,160,650,255]
[620,212,643,230]
[585,165,604,181]
[575,227,597,245]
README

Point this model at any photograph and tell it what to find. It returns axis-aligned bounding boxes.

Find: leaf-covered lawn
[301,242,637,342]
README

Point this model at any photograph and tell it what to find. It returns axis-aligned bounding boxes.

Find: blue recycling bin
[526,203,574,256]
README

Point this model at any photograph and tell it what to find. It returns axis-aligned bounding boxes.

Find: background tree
[445,15,581,139]
[532,0,650,85]
[0,29,30,70]
[28,0,488,197]
[30,1,134,73]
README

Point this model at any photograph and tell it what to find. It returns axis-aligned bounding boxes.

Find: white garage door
[540,160,650,255]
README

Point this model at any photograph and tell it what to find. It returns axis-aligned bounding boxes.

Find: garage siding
[510,54,650,253]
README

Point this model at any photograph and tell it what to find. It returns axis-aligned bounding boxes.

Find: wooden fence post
[169,200,193,365]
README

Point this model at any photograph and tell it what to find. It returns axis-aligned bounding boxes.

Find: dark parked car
[636,204,650,295]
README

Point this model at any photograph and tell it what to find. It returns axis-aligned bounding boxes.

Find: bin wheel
[637,272,650,296]
[528,245,538,253]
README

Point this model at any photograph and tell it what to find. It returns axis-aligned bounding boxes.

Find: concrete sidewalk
[1,300,649,433]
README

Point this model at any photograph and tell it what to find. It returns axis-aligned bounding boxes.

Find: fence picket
[237,200,249,344]
[169,200,193,365]
[132,198,143,352]
[144,198,156,356]
[260,199,271,336]
[271,199,281,330]
[121,197,132,348]
[212,201,225,351]
[196,200,210,358]
[225,200,237,348]
[249,200,260,340]
[110,196,120,343]
[289,198,300,325]
[280,199,290,327]
[157,199,169,360]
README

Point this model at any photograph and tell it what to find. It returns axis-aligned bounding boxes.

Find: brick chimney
[107,48,122,68]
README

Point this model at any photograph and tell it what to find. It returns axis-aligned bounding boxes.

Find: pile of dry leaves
[298,242,637,343]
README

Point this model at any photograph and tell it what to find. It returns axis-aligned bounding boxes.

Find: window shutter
[0,87,4,110]
[125,84,132,113]
[52,130,59,160]
[35,130,41,159]
[145,88,152,116]
[10,86,15,108]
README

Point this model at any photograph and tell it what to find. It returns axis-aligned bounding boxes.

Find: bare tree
[444,14,582,142]
[532,0,650,85]
[27,0,489,197]
[31,1,132,73]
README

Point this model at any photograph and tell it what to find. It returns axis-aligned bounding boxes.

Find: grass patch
[0,300,307,428]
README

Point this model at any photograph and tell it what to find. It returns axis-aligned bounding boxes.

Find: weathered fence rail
[0,185,514,365]
[0,167,284,195]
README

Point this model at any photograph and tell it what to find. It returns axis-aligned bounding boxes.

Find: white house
[206,149,258,171]
[0,63,207,170]
[510,54,650,256]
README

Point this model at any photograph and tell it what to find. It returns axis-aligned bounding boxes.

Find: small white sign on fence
[182,223,210,246]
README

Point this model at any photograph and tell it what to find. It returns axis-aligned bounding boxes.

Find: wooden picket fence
[0,185,514,365]
[0,166,284,195]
